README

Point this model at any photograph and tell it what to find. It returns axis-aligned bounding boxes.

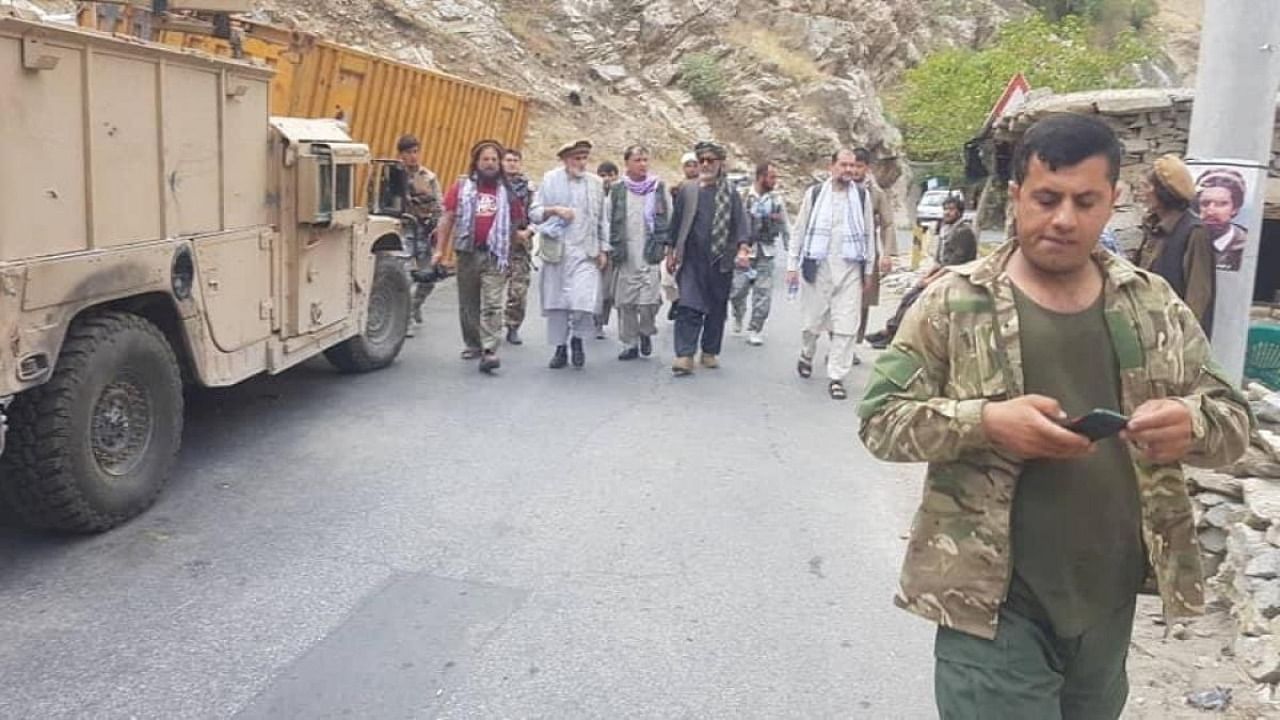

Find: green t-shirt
[1007,284,1146,638]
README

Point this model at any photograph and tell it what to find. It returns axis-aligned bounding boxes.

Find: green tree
[678,53,726,107]
[891,14,1150,175]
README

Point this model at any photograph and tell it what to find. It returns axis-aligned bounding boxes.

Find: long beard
[477,167,501,182]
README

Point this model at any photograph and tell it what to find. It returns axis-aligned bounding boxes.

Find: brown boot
[699,353,720,369]
[671,356,694,376]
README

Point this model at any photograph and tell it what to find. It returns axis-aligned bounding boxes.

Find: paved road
[0,277,935,719]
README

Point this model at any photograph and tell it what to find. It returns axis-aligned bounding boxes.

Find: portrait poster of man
[1193,165,1257,272]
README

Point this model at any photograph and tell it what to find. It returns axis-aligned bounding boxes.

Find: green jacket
[858,240,1253,640]
[608,179,670,265]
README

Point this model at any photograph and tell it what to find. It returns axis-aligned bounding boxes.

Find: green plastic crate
[1245,324,1280,389]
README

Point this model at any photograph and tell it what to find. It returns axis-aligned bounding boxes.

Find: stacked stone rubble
[1190,402,1280,690]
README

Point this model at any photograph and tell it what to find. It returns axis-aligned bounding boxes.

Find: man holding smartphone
[858,114,1253,719]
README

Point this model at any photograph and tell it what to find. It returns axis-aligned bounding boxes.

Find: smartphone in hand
[1061,409,1130,442]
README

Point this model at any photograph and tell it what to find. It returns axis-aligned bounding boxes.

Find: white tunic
[532,169,605,314]
[613,190,662,306]
[790,184,864,337]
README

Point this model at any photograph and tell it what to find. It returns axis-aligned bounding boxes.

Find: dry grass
[723,22,823,83]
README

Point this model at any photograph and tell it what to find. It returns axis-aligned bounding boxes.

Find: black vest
[1147,211,1214,338]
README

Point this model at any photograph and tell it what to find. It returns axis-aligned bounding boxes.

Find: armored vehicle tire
[325,255,411,373]
[0,312,183,533]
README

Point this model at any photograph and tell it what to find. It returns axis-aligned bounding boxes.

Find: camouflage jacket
[858,241,1253,640]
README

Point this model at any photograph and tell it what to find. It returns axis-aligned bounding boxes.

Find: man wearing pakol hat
[1135,154,1216,335]
[1195,168,1249,272]
[530,139,609,369]
[664,140,750,376]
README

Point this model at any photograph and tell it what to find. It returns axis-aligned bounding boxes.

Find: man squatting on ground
[866,195,976,349]
[530,140,609,370]
[859,113,1253,719]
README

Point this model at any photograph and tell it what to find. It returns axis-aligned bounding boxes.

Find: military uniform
[405,166,442,324]
[504,173,534,335]
[730,186,789,337]
[858,241,1253,715]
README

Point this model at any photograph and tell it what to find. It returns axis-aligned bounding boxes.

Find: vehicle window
[335,164,354,211]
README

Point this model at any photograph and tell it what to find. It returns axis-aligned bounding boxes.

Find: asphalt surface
[0,270,936,719]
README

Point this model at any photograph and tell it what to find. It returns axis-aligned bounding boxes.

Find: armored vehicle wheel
[0,312,183,532]
[325,255,411,373]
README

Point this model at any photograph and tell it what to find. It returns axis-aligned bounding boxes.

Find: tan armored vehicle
[0,8,411,532]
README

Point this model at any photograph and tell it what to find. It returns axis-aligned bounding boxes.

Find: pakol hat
[681,152,698,165]
[1152,154,1195,203]
[557,139,593,158]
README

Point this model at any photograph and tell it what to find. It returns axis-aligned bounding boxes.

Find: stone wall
[1190,402,1280,695]
[989,88,1280,246]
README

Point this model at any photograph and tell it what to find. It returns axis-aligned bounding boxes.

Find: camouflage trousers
[505,244,532,331]
[730,255,774,333]
[456,250,505,352]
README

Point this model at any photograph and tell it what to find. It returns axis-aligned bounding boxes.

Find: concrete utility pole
[1186,0,1280,384]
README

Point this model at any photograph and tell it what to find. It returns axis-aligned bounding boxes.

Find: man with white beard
[530,140,609,369]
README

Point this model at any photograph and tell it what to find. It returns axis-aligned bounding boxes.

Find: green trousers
[934,600,1135,720]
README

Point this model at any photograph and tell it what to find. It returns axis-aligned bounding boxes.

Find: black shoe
[618,346,640,361]
[870,338,890,350]
[479,351,501,374]
[506,327,523,345]
[571,338,585,368]
[864,331,887,345]
[639,335,652,357]
[549,345,568,369]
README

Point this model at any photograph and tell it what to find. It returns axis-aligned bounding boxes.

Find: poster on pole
[1188,163,1267,273]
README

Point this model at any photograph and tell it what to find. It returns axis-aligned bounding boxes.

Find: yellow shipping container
[77,4,530,187]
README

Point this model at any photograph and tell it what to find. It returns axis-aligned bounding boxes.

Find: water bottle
[787,280,799,301]
[745,266,758,281]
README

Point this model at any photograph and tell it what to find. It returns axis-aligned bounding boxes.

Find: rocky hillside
[19,1,1200,194]
[252,0,1028,188]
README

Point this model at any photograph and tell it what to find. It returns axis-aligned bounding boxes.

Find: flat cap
[557,139,593,158]
[1152,154,1194,203]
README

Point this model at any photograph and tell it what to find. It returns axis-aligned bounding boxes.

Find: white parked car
[916,189,966,225]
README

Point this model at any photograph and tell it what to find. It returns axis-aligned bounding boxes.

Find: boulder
[1245,549,1280,580]
[1234,635,1280,684]
[1244,478,1280,528]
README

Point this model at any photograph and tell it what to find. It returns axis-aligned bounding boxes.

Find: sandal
[460,348,482,360]
[797,356,813,379]
[828,380,848,400]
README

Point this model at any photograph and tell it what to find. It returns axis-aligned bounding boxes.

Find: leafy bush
[890,14,1152,173]
[679,53,726,106]
[1028,0,1159,31]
